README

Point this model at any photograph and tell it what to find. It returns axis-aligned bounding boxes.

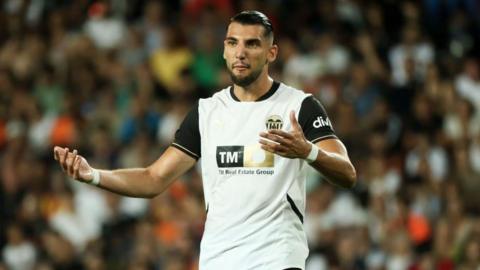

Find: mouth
[232,63,250,71]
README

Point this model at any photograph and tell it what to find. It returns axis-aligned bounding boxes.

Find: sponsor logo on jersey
[265,115,283,130]
[217,146,244,167]
[216,145,274,168]
[313,116,332,128]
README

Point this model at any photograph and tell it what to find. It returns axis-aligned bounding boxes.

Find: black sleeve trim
[311,134,338,144]
[298,96,336,142]
[287,194,303,224]
[171,143,200,160]
[172,102,201,159]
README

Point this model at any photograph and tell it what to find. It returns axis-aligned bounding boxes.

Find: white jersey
[172,82,336,270]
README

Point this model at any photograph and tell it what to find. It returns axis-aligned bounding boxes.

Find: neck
[233,70,273,102]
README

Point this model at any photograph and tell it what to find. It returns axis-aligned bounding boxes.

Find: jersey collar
[229,81,280,102]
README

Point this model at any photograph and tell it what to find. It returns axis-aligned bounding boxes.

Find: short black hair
[230,10,273,39]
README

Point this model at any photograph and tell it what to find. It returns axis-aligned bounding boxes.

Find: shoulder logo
[313,116,331,128]
[265,115,283,130]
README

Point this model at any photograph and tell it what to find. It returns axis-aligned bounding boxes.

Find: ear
[223,42,226,60]
[267,44,278,63]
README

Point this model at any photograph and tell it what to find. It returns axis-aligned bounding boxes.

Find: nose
[235,44,246,59]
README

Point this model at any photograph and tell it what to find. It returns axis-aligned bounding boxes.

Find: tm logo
[313,116,331,128]
[216,145,274,168]
[219,151,239,163]
[216,146,244,167]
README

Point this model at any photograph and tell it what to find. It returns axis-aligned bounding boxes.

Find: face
[223,22,277,87]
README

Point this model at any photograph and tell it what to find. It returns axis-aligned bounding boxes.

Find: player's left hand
[259,110,311,159]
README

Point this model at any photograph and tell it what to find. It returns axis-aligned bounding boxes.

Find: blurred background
[1,0,480,269]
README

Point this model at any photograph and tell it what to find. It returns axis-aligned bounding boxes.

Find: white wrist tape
[90,169,100,186]
[305,142,319,163]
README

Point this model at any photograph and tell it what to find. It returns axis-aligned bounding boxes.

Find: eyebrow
[225,37,263,44]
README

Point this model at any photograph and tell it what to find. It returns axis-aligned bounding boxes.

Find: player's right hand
[53,146,95,183]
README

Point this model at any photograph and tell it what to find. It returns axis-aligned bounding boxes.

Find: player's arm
[54,102,202,198]
[53,146,196,198]
[309,138,356,188]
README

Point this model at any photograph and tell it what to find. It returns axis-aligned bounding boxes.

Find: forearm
[309,149,356,188]
[94,147,196,198]
[96,167,166,198]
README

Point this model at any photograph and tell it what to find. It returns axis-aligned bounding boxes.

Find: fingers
[266,129,294,140]
[53,146,60,161]
[61,147,69,171]
[69,149,78,176]
[53,146,66,162]
[73,155,81,179]
[257,112,308,159]
[259,131,291,145]
[53,146,90,182]
[259,139,289,155]
[54,147,81,178]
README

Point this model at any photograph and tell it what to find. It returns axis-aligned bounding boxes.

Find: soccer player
[54,10,356,270]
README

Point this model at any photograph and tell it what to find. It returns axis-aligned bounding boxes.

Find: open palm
[53,146,94,183]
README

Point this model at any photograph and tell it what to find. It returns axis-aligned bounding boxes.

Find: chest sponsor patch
[216,144,274,168]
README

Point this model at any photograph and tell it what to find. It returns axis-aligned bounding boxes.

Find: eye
[226,40,237,46]
[246,41,260,48]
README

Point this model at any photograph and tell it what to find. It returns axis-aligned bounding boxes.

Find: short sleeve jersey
[172,81,336,270]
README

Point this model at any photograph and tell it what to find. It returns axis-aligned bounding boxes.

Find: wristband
[305,142,319,163]
[90,169,101,186]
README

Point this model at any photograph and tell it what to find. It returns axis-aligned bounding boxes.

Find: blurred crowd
[1,0,480,269]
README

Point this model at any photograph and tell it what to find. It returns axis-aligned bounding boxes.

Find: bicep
[315,138,350,160]
[147,146,197,188]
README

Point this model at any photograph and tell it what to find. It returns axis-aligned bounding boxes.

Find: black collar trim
[229,81,280,102]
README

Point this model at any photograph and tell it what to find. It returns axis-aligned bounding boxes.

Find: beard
[228,66,263,87]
